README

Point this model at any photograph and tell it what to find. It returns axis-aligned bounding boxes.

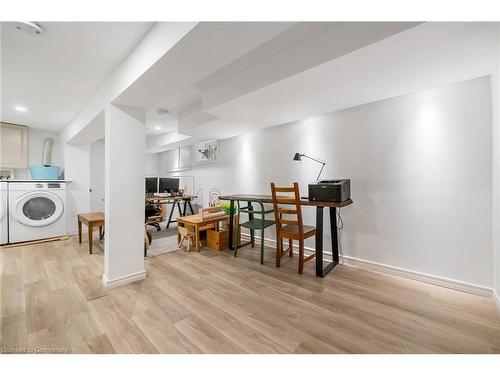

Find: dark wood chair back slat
[270,182,304,236]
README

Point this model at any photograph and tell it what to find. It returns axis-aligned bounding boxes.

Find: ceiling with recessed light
[116,22,423,143]
[0,21,154,131]
[2,21,499,153]
[128,22,499,152]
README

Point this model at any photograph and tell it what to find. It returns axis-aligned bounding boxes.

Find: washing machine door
[14,191,64,227]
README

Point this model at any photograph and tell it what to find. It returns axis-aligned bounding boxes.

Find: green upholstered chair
[234,200,275,264]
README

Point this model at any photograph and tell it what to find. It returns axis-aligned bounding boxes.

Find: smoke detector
[157,109,170,115]
[14,22,43,35]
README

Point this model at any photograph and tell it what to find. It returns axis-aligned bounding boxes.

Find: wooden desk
[176,213,230,252]
[77,212,105,254]
[145,195,197,228]
[219,194,353,277]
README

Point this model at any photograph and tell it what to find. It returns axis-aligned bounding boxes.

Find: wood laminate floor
[1,236,500,354]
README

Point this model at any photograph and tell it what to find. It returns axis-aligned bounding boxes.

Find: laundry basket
[29,165,60,180]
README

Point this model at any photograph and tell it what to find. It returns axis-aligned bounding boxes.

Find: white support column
[103,104,146,288]
[492,27,500,309]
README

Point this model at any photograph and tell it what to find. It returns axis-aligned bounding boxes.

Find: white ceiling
[115,22,419,142]
[115,22,295,136]
[114,22,294,110]
[1,21,154,131]
[3,21,498,151]
[197,22,500,139]
[141,22,499,152]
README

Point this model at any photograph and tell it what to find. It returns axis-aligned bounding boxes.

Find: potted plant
[223,202,237,215]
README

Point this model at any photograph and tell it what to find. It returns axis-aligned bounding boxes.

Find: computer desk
[145,195,198,228]
[219,194,353,278]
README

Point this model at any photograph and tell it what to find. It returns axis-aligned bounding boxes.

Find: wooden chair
[270,182,316,274]
[144,226,152,257]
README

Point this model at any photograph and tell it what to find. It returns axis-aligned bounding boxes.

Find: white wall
[163,77,493,288]
[492,29,500,304]
[64,143,90,234]
[14,128,63,179]
[145,152,160,176]
[103,104,145,286]
[89,140,105,212]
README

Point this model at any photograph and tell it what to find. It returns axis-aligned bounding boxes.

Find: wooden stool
[177,226,194,251]
[78,212,105,254]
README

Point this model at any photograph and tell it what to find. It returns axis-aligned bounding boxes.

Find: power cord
[337,208,344,231]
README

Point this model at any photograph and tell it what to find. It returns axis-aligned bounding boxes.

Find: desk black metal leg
[166,203,175,229]
[177,202,183,216]
[228,200,235,250]
[188,200,195,215]
[330,207,339,264]
[248,201,255,247]
[315,206,338,277]
[315,207,324,277]
[182,200,188,216]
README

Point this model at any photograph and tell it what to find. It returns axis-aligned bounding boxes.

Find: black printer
[308,179,351,202]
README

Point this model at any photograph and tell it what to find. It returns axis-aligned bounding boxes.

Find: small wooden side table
[78,212,105,254]
[176,213,230,252]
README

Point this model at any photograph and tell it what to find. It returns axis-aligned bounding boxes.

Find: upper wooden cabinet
[0,122,28,169]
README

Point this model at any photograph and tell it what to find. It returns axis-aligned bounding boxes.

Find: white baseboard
[102,270,146,289]
[240,233,493,298]
[342,255,492,297]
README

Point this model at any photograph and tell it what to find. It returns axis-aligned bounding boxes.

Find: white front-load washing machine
[8,182,67,243]
[0,181,8,245]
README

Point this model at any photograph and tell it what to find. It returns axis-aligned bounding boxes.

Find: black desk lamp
[293,153,326,181]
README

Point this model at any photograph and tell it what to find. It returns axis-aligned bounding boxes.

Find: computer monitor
[145,177,158,195]
[159,177,179,194]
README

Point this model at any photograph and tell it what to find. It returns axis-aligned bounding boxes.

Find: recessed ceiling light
[154,126,162,130]
[14,106,27,112]
[157,109,170,115]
